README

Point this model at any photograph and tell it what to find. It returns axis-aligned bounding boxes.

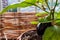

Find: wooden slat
[0,12,39,39]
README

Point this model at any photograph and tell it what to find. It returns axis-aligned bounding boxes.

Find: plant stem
[52,0,58,20]
[54,0,58,10]
[51,9,54,20]
[51,0,58,25]
[45,0,50,10]
[35,5,49,13]
[49,8,55,25]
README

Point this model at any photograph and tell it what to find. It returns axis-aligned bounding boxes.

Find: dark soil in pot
[21,30,41,40]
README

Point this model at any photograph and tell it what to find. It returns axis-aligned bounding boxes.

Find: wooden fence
[0,12,37,40]
[0,12,47,40]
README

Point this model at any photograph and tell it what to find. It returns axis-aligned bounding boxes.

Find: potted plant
[0,0,60,40]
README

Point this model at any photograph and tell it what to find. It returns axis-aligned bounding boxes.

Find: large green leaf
[0,1,36,14]
[25,0,37,4]
[43,27,54,40]
[39,0,45,4]
[0,2,32,14]
[43,26,60,40]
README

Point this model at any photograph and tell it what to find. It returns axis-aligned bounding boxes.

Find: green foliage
[56,13,60,19]
[35,13,42,16]
[54,12,60,26]
[39,0,45,4]
[38,17,51,23]
[31,12,49,24]
[30,21,39,24]
[43,26,60,40]
[38,17,47,22]
[35,12,48,16]
[55,20,60,26]
[0,0,37,14]
[25,0,37,4]
[35,12,51,23]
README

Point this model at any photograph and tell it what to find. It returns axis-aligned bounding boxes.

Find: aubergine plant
[0,0,60,40]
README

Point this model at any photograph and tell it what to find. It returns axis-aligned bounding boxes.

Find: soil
[21,30,42,40]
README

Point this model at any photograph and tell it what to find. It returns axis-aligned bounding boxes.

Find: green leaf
[43,26,60,40]
[55,20,60,26]
[35,13,42,16]
[55,13,60,25]
[0,1,34,14]
[38,18,45,22]
[38,17,51,23]
[39,0,48,4]
[39,0,45,3]
[56,13,60,19]
[30,21,39,24]
[43,27,55,40]
[25,0,37,4]
[35,12,48,17]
